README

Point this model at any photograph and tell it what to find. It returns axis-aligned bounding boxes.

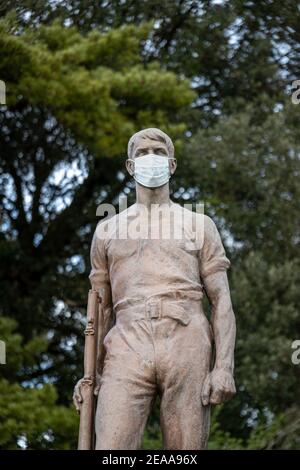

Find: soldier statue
[73,128,236,450]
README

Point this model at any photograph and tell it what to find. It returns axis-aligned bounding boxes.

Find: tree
[2,1,299,125]
[0,317,78,449]
[0,16,194,447]
[180,100,300,444]
[1,1,299,449]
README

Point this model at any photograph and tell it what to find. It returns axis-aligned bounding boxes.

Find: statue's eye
[156,148,167,156]
[135,150,147,158]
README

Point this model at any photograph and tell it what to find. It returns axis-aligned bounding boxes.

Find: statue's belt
[114,297,202,326]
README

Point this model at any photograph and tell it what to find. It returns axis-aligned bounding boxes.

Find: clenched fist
[201,369,236,406]
[73,375,102,413]
[73,378,84,413]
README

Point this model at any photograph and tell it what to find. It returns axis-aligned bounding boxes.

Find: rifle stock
[78,289,103,450]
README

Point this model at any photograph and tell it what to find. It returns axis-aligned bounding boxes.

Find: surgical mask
[128,154,173,188]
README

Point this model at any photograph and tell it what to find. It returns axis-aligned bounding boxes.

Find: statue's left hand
[73,378,84,413]
[201,368,236,406]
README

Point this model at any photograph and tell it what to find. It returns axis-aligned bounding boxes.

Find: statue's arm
[198,215,236,406]
[73,222,113,411]
[201,270,236,405]
[94,286,114,395]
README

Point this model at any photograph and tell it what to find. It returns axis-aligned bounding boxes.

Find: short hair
[127,128,174,159]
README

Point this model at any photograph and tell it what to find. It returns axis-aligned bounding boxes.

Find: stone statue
[73,128,236,450]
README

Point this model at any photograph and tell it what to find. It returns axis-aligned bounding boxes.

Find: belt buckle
[146,299,160,320]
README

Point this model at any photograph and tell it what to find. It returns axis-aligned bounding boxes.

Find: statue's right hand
[73,378,84,413]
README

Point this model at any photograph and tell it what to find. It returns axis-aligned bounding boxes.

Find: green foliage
[0,379,78,449]
[182,101,300,260]
[180,99,300,448]
[0,318,78,449]
[208,406,285,450]
[0,11,195,449]
[233,253,300,410]
[0,18,193,155]
[0,316,48,378]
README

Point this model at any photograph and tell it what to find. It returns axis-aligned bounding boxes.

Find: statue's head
[126,128,177,189]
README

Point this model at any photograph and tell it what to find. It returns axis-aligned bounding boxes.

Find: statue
[73,128,236,450]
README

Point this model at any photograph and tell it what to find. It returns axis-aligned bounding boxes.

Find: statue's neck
[136,183,171,209]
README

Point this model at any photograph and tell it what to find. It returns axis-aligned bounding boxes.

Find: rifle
[78,289,103,450]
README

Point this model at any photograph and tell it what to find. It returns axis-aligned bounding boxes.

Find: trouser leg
[95,319,156,450]
[160,381,211,450]
[156,313,212,450]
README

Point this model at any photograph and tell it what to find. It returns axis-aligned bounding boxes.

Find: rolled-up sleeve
[199,215,231,279]
[89,222,109,289]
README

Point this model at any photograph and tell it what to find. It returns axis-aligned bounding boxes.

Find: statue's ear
[170,158,177,175]
[126,159,134,176]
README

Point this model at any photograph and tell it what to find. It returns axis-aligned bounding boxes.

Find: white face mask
[129,154,173,188]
